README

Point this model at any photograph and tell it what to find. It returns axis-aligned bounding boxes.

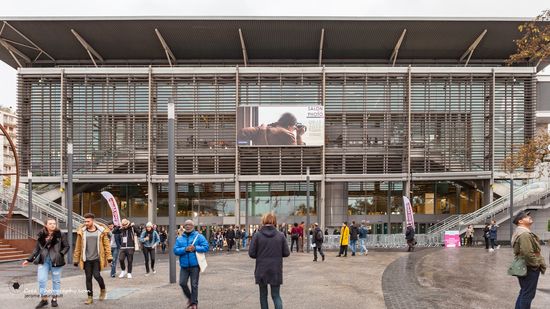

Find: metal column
[67,142,73,264]
[306,167,311,253]
[167,99,176,284]
[27,170,32,236]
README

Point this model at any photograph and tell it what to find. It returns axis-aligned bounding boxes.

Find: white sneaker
[145,272,149,277]
[236,249,240,252]
[488,248,494,252]
[496,245,501,250]
[127,273,132,279]
[153,270,156,274]
[119,271,127,278]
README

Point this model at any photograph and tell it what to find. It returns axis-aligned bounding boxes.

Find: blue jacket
[174,231,209,268]
[489,225,498,239]
[140,230,160,248]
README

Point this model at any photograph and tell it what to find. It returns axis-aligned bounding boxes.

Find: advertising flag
[101,191,121,226]
[403,196,415,228]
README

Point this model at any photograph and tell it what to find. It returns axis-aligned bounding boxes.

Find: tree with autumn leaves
[507,9,549,68]
[503,10,550,175]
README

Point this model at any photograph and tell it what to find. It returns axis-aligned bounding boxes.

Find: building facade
[0,18,542,232]
[0,107,17,187]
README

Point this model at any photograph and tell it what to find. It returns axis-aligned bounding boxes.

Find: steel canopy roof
[0,18,535,68]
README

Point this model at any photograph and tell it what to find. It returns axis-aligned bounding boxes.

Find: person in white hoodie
[511,211,546,308]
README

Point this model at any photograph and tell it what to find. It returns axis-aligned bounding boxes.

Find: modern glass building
[0,17,544,233]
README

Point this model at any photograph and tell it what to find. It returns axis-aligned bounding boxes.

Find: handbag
[508,256,527,277]
[192,234,207,272]
[134,228,140,251]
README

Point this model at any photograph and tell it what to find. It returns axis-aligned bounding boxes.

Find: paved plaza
[1,246,549,309]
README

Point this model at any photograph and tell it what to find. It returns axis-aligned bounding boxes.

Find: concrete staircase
[0,239,28,262]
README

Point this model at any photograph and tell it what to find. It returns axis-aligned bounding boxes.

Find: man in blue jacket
[174,220,209,309]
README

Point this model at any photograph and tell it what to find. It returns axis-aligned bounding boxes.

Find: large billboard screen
[237,105,324,146]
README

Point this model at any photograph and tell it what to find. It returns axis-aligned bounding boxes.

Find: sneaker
[153,269,156,274]
[145,272,150,276]
[322,255,325,261]
[127,273,132,279]
[496,245,501,250]
[488,248,494,252]
[35,299,48,309]
[119,270,127,278]
[110,274,115,278]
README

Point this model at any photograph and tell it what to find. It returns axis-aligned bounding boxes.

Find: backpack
[315,229,324,242]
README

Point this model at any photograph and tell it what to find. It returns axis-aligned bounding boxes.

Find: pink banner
[403,196,415,228]
[101,191,121,226]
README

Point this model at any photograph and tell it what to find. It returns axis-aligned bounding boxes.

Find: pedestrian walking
[337,222,350,257]
[298,221,305,252]
[160,228,168,254]
[226,226,236,251]
[235,226,243,252]
[114,218,139,278]
[249,212,290,309]
[311,223,325,262]
[242,228,248,249]
[511,211,546,308]
[465,225,474,247]
[72,213,112,305]
[489,220,500,252]
[290,223,300,253]
[349,221,359,256]
[174,220,209,309]
[22,218,69,308]
[483,223,490,250]
[358,220,369,256]
[405,225,416,252]
[107,222,121,278]
[140,221,160,276]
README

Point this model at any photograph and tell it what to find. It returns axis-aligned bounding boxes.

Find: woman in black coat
[249,212,290,309]
[22,218,69,308]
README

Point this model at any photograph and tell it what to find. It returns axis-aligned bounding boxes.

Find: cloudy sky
[1,0,549,108]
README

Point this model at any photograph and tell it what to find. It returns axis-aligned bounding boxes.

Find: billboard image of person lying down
[237,105,324,146]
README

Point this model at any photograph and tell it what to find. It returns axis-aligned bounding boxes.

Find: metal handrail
[427,180,550,237]
[0,214,37,240]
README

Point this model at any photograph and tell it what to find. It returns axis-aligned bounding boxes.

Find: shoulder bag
[192,234,207,272]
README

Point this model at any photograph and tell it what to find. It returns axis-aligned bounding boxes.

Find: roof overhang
[0,17,543,68]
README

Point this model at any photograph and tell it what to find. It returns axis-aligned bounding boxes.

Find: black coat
[350,225,359,240]
[27,230,69,267]
[248,225,290,286]
[312,227,324,245]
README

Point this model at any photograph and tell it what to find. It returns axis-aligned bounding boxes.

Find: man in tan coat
[73,213,112,305]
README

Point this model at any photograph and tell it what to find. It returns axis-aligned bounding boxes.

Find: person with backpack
[290,223,300,253]
[405,225,415,252]
[140,222,160,276]
[311,223,325,262]
[22,218,70,308]
[349,221,359,256]
[358,220,369,256]
[483,223,490,250]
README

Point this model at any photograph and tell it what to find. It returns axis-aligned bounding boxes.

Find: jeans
[313,244,324,260]
[37,256,62,296]
[143,247,156,273]
[290,238,299,252]
[84,259,105,297]
[110,247,119,276]
[359,238,368,254]
[242,237,247,249]
[119,248,135,273]
[515,268,541,309]
[259,283,283,309]
[161,241,166,254]
[350,239,357,254]
[179,266,200,305]
[490,238,496,249]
